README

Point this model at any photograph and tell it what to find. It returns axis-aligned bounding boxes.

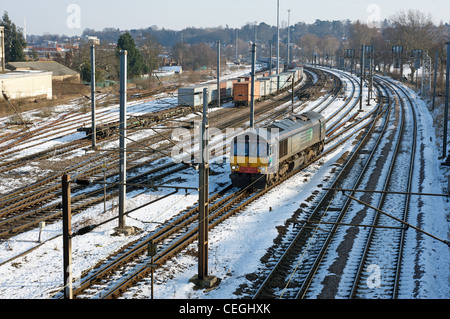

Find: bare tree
[348,20,379,49]
[298,33,319,63]
[390,9,434,83]
[136,33,162,77]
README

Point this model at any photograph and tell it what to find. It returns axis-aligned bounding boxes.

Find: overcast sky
[2,0,449,37]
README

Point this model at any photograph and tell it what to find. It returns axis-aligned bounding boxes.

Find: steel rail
[348,76,418,299]
[252,73,390,299]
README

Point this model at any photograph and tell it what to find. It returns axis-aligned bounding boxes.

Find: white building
[0,71,53,100]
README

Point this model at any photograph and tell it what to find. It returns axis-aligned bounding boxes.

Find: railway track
[250,71,429,299]
[347,76,417,298]
[47,69,378,299]
[0,66,445,300]
[0,68,337,241]
[251,73,388,299]
[2,67,366,295]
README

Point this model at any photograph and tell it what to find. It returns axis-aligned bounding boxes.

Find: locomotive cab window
[257,141,268,157]
[232,135,268,157]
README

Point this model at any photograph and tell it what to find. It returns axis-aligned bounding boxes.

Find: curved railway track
[2,66,388,300]
[1,66,445,300]
[252,75,389,299]
[251,72,431,300]
[48,68,377,299]
[347,76,417,299]
[0,68,337,241]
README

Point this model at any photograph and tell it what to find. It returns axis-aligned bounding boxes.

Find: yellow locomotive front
[229,131,276,189]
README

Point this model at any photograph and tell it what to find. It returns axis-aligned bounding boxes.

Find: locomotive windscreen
[232,135,269,157]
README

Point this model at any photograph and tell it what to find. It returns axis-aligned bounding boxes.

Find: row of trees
[70,32,160,82]
[298,10,449,84]
[73,33,223,82]
[0,12,26,63]
[3,9,450,86]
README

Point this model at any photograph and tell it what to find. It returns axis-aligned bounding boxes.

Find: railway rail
[0,64,446,300]
[0,68,336,241]
[252,74,388,299]
[2,66,380,298]
[49,68,379,299]
[250,71,437,299]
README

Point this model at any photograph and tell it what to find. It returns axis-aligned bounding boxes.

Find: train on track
[230,111,325,189]
[78,65,303,140]
[178,67,304,107]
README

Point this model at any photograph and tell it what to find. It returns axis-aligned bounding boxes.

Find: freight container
[178,85,207,107]
[278,72,293,91]
[210,81,234,105]
[233,81,260,106]
[257,77,271,99]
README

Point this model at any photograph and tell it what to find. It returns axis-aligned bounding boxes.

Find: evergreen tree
[117,32,148,78]
[1,11,26,62]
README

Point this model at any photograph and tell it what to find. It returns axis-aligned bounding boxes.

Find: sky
[1,0,449,37]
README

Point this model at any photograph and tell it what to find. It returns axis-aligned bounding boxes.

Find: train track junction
[0,64,448,302]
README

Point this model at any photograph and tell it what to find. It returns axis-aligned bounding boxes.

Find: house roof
[6,61,79,77]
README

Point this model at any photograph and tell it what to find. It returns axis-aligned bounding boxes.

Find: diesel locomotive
[230,111,326,189]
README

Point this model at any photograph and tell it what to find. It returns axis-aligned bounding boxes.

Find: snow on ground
[0,67,448,299]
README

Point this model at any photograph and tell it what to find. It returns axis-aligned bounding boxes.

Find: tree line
[0,12,26,63]
[2,9,450,86]
[299,10,450,85]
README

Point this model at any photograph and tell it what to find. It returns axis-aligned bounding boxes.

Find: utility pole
[365,45,373,106]
[276,0,280,78]
[90,45,96,148]
[62,174,72,299]
[250,43,256,128]
[199,88,209,281]
[217,41,220,108]
[190,88,217,288]
[287,9,291,68]
[269,40,273,74]
[269,40,273,93]
[432,50,439,110]
[0,27,5,72]
[443,42,450,159]
[360,44,365,111]
[119,50,127,231]
[235,30,239,63]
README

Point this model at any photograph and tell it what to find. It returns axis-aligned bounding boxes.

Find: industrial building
[0,70,53,100]
[6,61,80,82]
[0,25,54,100]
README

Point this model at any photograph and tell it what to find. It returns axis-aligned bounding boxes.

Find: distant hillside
[80,20,351,47]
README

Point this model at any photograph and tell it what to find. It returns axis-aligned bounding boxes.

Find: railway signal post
[190,88,217,288]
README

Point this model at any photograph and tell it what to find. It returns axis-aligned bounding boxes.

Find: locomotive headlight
[259,166,266,173]
[232,165,238,170]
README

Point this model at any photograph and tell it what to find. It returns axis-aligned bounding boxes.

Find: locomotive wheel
[307,149,316,162]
